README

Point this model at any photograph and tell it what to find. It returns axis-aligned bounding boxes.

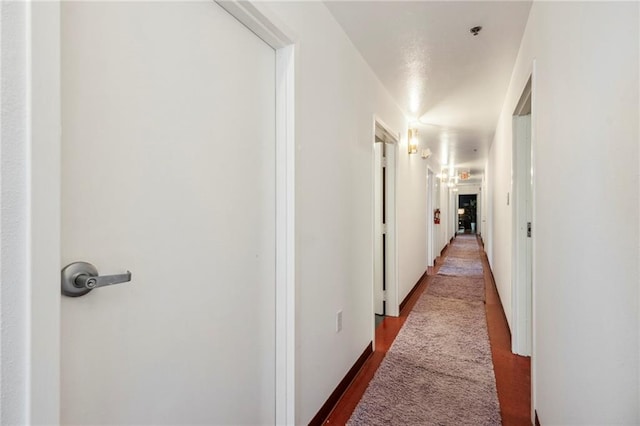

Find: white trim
[2,1,63,423]
[372,117,400,318]
[373,116,400,145]
[275,45,296,426]
[529,59,537,425]
[1,3,31,424]
[216,3,297,424]
[372,141,383,319]
[511,71,533,358]
[426,169,435,267]
[217,1,293,49]
[28,3,61,423]
[390,141,399,317]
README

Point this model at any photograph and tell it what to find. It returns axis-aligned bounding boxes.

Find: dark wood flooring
[323,237,531,425]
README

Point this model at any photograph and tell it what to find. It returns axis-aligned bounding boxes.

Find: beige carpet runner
[348,234,501,425]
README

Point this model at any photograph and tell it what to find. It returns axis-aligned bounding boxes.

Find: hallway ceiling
[325,1,532,181]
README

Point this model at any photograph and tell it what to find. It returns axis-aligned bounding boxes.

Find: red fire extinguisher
[434,208,441,224]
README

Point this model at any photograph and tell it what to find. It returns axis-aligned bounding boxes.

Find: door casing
[372,117,399,323]
[511,74,534,359]
[426,169,435,266]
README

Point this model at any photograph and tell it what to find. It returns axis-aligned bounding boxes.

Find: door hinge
[382,223,387,234]
[382,290,387,301]
[527,222,532,238]
[382,157,387,168]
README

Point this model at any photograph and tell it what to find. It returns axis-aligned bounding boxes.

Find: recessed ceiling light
[470,26,482,36]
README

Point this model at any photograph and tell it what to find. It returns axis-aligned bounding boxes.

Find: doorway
[512,76,533,357]
[427,170,435,267]
[457,194,478,234]
[374,119,398,326]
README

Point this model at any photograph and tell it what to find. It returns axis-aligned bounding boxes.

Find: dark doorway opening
[458,194,477,234]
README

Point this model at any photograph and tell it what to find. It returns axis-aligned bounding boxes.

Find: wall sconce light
[408,128,418,154]
[421,148,432,159]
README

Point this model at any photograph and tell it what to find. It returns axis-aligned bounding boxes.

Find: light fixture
[459,171,470,180]
[421,148,432,159]
[458,208,465,215]
[408,128,418,154]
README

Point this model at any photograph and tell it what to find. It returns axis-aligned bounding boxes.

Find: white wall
[263,3,433,422]
[1,4,30,423]
[486,2,639,423]
[1,2,61,424]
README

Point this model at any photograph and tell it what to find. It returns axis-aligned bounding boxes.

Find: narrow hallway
[4,2,637,425]
[325,235,530,425]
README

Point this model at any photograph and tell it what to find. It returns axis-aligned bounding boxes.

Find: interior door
[60,2,276,424]
[524,114,533,353]
[512,113,532,355]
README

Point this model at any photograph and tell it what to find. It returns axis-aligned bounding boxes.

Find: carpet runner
[348,234,501,425]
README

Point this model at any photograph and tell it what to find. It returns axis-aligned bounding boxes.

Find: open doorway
[427,170,435,267]
[457,194,477,234]
[374,119,398,330]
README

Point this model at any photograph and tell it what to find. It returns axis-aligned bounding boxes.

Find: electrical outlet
[336,310,343,333]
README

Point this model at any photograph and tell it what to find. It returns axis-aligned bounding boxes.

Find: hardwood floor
[323,237,531,425]
[482,242,532,425]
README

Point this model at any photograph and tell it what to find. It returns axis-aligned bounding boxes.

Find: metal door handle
[62,261,132,297]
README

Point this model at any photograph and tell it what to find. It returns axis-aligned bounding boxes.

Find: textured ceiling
[325,1,532,181]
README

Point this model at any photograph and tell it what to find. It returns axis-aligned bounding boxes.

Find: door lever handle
[76,271,132,290]
[62,261,133,297]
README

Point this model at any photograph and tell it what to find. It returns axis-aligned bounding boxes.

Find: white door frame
[511,71,534,360]
[511,63,538,424]
[457,187,481,235]
[5,1,296,424]
[426,169,435,267]
[372,117,399,319]
[373,140,384,316]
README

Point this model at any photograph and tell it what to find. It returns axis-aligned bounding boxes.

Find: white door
[61,2,276,424]
[512,113,532,356]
